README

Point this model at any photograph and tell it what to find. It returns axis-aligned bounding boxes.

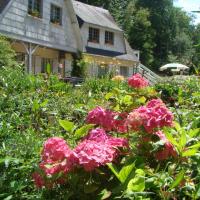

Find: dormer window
[89,27,100,43]
[51,4,62,25]
[28,0,42,18]
[105,31,114,45]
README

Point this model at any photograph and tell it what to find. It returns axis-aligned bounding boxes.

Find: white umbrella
[159,63,189,71]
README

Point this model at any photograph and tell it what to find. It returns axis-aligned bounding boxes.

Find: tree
[192,24,200,73]
[124,1,155,66]
[136,0,176,68]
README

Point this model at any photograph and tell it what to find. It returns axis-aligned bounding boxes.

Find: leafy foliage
[0,66,200,199]
[0,35,17,68]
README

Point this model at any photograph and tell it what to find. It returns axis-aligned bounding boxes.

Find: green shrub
[0,35,17,68]
[0,67,199,199]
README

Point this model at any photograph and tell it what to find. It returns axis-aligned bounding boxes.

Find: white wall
[80,23,126,54]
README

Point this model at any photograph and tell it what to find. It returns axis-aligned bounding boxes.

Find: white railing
[134,63,161,85]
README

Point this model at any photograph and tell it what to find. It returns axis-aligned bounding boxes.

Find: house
[72,0,139,77]
[0,0,139,78]
[0,0,82,76]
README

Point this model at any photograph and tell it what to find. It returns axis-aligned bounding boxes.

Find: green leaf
[97,189,112,200]
[180,131,187,148]
[118,162,135,183]
[59,119,74,133]
[188,128,200,137]
[195,183,200,198]
[188,142,200,149]
[182,149,198,157]
[105,92,114,100]
[107,163,120,182]
[127,169,145,192]
[40,99,48,107]
[165,131,179,147]
[32,100,40,112]
[137,96,146,104]
[169,170,185,189]
[3,195,13,200]
[75,124,95,138]
[174,122,181,131]
[122,95,133,106]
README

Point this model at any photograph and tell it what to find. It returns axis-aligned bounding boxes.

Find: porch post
[21,42,39,74]
[28,43,32,73]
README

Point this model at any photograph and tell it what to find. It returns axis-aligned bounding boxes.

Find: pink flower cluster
[86,106,114,131]
[75,128,128,171]
[127,99,174,133]
[33,129,128,188]
[154,131,177,160]
[39,137,76,175]
[86,106,128,133]
[128,73,149,89]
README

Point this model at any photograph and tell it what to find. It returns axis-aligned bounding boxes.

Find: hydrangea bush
[33,74,200,199]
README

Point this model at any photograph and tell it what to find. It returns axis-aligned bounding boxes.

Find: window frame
[120,66,129,77]
[88,27,100,43]
[50,4,62,26]
[28,0,42,18]
[105,31,114,45]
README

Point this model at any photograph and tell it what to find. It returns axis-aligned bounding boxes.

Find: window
[51,4,62,25]
[98,65,109,77]
[89,27,100,43]
[28,0,42,18]
[105,31,114,45]
[120,66,129,77]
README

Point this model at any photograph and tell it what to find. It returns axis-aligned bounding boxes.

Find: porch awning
[83,53,138,67]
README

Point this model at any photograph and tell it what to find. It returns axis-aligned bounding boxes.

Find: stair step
[135,64,161,85]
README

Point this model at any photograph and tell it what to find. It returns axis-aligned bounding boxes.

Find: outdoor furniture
[60,77,85,86]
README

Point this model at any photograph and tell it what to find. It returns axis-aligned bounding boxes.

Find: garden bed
[0,67,199,200]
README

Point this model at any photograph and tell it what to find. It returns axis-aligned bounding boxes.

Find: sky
[174,0,200,25]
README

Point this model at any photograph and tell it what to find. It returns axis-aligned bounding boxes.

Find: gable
[73,0,122,32]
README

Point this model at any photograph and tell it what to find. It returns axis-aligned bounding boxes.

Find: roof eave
[0,30,77,53]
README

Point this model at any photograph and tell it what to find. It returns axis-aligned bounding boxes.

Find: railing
[134,63,161,85]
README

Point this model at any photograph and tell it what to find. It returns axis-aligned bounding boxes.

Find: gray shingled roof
[116,53,139,62]
[72,0,122,32]
[116,39,139,62]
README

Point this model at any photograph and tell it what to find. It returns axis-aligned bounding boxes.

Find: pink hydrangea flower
[85,128,109,142]
[127,99,174,133]
[86,107,128,133]
[106,137,129,148]
[128,73,149,89]
[86,106,115,131]
[40,137,75,176]
[154,131,177,160]
[74,128,129,171]
[126,109,146,131]
[74,140,117,171]
[42,137,72,162]
[146,99,164,108]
